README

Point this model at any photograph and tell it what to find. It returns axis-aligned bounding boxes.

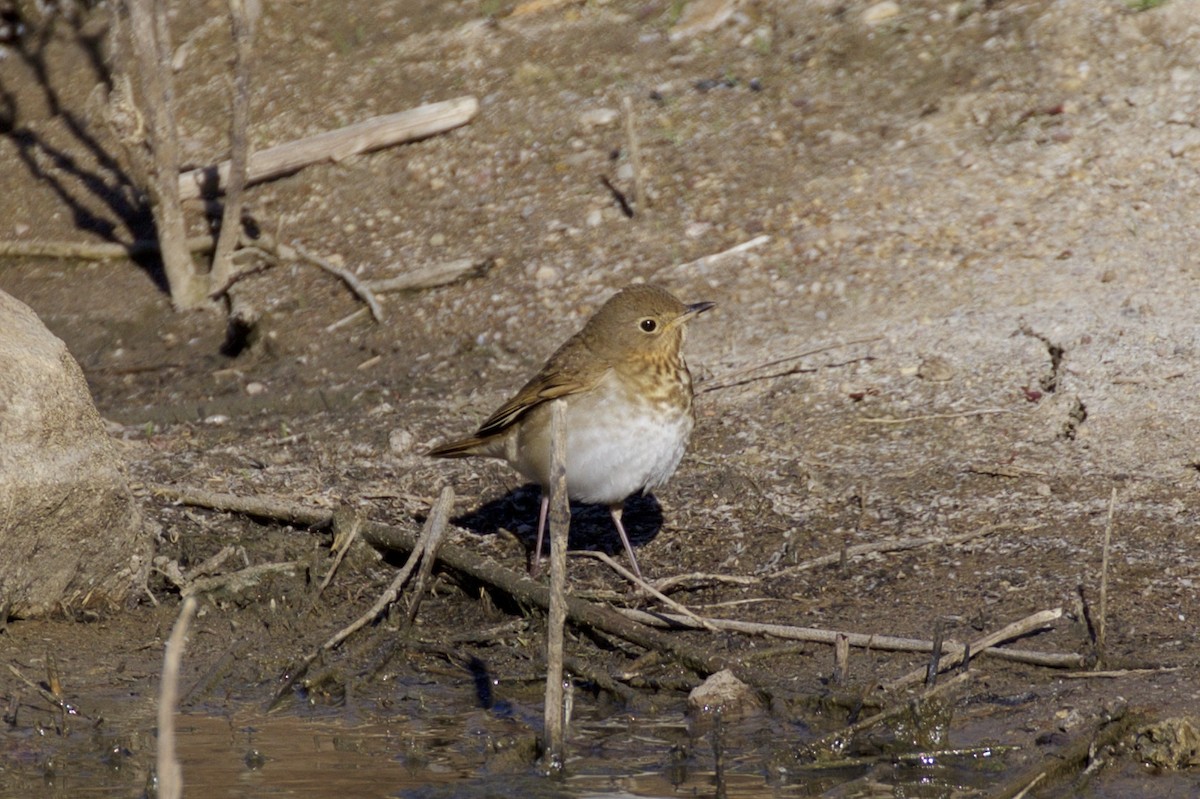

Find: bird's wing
[474,363,601,438]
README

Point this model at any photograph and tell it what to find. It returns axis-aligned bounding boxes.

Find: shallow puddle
[1,693,1018,798]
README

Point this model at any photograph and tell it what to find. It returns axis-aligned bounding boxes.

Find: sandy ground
[2,0,1200,796]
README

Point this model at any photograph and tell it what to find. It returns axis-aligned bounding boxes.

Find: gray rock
[0,291,151,618]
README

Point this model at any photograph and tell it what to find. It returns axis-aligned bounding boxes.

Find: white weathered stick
[366,257,494,293]
[882,608,1064,692]
[179,96,479,200]
[617,608,1082,668]
[544,400,570,772]
[157,595,197,799]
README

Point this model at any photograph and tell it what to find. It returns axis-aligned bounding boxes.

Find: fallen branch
[0,235,214,261]
[151,485,740,680]
[365,257,495,293]
[768,523,1022,580]
[268,487,453,709]
[882,608,1065,693]
[574,551,719,632]
[617,609,1083,669]
[178,96,480,200]
[289,240,384,323]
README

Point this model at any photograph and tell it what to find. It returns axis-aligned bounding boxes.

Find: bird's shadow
[454,484,663,562]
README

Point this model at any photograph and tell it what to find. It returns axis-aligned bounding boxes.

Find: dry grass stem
[861,408,1015,424]
[289,241,384,323]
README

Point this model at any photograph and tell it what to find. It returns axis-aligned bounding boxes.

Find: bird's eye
[639,318,658,333]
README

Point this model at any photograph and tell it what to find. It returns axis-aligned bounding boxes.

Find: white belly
[510,372,694,506]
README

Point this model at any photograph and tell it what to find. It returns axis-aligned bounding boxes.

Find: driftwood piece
[366,257,495,293]
[178,96,480,200]
[619,609,1083,669]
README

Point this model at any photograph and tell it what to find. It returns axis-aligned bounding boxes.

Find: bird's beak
[683,300,716,320]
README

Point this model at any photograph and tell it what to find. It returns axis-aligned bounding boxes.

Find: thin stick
[543,400,570,771]
[1097,486,1117,665]
[769,523,1019,580]
[316,510,364,598]
[667,234,771,275]
[178,96,479,200]
[618,608,1082,669]
[882,608,1064,693]
[366,257,495,293]
[860,408,1015,424]
[833,633,850,685]
[289,241,384,323]
[321,487,453,652]
[405,501,451,626]
[0,235,214,261]
[157,595,197,799]
[209,0,256,289]
[573,551,719,631]
[267,488,453,710]
[1060,667,1180,679]
[697,334,882,394]
[622,95,644,210]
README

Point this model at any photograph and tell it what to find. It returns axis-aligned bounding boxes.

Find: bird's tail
[427,436,489,458]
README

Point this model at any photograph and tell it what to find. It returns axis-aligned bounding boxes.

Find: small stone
[245,381,266,396]
[204,414,230,426]
[687,670,761,719]
[388,428,415,456]
[578,108,619,130]
[534,264,561,286]
[684,221,711,239]
[586,209,603,227]
[917,356,955,382]
[616,162,635,181]
[430,233,446,247]
[863,0,900,26]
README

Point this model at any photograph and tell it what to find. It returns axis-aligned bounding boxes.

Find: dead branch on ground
[618,608,1082,669]
[178,96,479,200]
[768,522,1023,580]
[156,595,197,799]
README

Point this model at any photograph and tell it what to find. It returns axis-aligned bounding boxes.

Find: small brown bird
[429,284,715,578]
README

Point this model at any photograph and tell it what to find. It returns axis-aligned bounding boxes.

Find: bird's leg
[608,503,643,580]
[531,493,550,577]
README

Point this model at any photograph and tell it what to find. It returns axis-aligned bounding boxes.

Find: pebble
[586,209,603,227]
[917,356,955,382]
[388,428,415,456]
[578,108,619,130]
[430,233,446,246]
[245,381,266,395]
[535,264,562,286]
[863,0,900,26]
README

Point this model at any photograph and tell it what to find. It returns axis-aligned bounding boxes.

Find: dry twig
[178,96,479,200]
[768,523,1020,580]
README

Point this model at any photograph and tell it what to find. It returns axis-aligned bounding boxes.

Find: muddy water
[3,691,1018,798]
